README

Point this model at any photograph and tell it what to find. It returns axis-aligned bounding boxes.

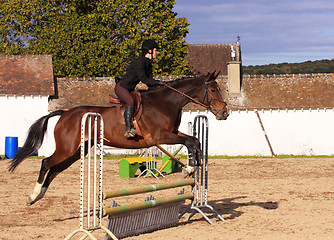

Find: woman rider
[115,39,164,138]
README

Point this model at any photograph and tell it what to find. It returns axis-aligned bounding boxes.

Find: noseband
[164,83,227,117]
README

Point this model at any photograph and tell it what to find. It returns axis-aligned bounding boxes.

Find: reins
[163,83,228,116]
[164,84,209,109]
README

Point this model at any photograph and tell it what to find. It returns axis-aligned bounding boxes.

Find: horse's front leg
[175,132,203,177]
[177,132,203,167]
[155,132,202,177]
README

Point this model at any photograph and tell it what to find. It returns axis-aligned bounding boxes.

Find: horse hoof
[182,166,196,178]
[182,168,189,178]
[26,196,34,206]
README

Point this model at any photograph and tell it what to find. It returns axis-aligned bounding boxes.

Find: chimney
[227,61,241,96]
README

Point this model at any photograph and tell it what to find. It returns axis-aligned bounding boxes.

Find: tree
[0,0,192,77]
[242,59,334,75]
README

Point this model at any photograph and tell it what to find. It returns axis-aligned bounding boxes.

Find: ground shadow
[179,196,279,224]
[211,196,278,220]
[55,196,279,225]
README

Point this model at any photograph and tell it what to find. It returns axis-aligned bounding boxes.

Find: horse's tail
[8,110,65,172]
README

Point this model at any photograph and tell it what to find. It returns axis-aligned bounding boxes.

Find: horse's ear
[213,70,221,79]
[205,70,220,82]
[205,71,215,81]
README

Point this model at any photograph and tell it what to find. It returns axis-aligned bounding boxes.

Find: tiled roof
[0,55,54,95]
[186,43,241,75]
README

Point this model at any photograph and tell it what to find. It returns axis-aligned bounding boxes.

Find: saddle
[109,91,143,124]
[109,92,151,147]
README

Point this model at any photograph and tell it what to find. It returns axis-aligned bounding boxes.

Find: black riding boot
[124,106,138,138]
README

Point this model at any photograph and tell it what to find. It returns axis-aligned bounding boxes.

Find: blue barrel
[5,136,18,159]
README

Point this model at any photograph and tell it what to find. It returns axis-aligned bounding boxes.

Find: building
[0,55,55,156]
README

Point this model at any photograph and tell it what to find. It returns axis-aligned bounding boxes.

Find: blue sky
[173,0,334,66]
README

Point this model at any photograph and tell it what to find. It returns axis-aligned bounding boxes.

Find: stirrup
[124,128,138,138]
[124,131,133,138]
[129,128,138,135]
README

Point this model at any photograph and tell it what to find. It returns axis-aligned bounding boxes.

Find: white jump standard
[180,115,225,224]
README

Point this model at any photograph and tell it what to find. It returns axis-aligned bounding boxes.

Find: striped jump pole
[103,179,194,239]
[180,115,225,225]
[103,179,194,199]
[104,193,193,216]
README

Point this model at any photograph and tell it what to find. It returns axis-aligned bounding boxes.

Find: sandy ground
[1,157,334,240]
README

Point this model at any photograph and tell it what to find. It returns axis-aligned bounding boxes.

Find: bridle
[164,82,228,117]
[203,82,228,116]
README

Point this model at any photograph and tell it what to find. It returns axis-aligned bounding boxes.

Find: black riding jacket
[120,56,161,91]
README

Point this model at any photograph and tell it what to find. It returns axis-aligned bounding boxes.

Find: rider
[115,39,164,138]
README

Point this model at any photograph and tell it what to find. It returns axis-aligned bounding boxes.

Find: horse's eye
[210,88,216,92]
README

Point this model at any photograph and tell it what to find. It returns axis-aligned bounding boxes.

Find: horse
[8,71,229,205]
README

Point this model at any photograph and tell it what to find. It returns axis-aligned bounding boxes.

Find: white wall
[179,109,334,156]
[1,97,333,157]
[0,95,58,157]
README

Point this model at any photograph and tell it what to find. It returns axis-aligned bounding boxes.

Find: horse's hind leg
[32,165,65,204]
[27,157,50,205]
[27,148,82,205]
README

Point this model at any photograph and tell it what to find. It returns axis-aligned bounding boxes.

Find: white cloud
[174,0,334,64]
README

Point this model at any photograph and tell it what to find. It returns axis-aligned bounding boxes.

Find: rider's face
[147,48,158,59]
[152,48,158,59]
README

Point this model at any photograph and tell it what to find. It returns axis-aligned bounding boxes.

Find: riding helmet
[142,39,159,55]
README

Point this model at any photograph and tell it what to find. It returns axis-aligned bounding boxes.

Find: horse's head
[159,72,229,120]
[202,71,229,120]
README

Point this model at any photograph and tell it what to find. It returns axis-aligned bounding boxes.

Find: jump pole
[156,145,186,167]
[157,145,184,174]
[180,115,225,224]
[103,179,194,199]
[103,179,194,216]
[103,179,194,239]
[64,113,117,240]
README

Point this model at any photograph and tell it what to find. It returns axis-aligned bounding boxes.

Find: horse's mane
[140,75,206,95]
[167,74,205,86]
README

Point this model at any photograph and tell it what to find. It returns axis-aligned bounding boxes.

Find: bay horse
[8,71,229,205]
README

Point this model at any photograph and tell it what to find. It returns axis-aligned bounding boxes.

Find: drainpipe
[255,111,275,157]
